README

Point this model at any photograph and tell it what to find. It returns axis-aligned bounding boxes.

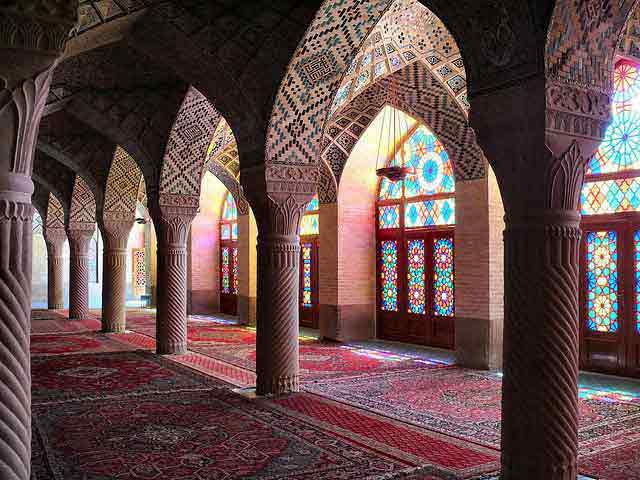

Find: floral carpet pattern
[305,367,640,457]
[30,333,133,356]
[32,351,225,403]
[32,389,410,479]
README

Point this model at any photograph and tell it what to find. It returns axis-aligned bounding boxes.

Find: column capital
[101,217,133,250]
[44,227,66,254]
[66,226,94,256]
[152,193,198,247]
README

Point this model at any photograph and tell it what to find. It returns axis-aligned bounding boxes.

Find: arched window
[580,58,640,376]
[220,192,238,315]
[32,211,48,308]
[376,124,455,348]
[299,195,319,328]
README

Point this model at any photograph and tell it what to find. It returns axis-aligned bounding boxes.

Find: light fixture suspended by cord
[375,82,416,182]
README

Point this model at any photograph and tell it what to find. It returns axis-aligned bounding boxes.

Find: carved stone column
[100,219,133,333]
[470,74,608,479]
[0,3,77,479]
[152,194,197,355]
[243,164,317,395]
[44,228,66,310]
[67,227,94,319]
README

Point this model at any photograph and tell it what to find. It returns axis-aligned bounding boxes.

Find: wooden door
[580,219,640,377]
[220,246,238,316]
[299,239,319,328]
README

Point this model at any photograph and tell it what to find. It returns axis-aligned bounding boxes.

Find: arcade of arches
[4,1,640,479]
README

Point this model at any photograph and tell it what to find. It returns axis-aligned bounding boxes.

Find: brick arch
[207,162,249,217]
[318,160,338,204]
[321,60,485,202]
[69,175,96,229]
[546,0,638,93]
[103,146,143,223]
[159,87,222,202]
[46,193,65,231]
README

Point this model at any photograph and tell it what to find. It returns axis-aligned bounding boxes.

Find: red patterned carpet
[31,333,134,356]
[305,367,640,462]
[32,388,411,479]
[191,342,448,381]
[32,351,225,404]
[31,317,102,335]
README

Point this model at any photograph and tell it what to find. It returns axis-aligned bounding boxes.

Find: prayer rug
[192,343,449,380]
[305,367,640,456]
[579,438,640,480]
[169,352,256,388]
[30,317,102,335]
[30,333,132,356]
[31,309,68,321]
[32,351,224,404]
[271,393,500,478]
[32,389,408,480]
[109,331,156,350]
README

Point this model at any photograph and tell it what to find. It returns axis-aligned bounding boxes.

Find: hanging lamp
[375,81,415,182]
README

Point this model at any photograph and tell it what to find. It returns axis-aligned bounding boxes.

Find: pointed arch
[69,175,96,228]
[46,193,65,232]
[103,146,143,222]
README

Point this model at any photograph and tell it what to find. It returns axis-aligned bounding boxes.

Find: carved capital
[67,227,94,257]
[44,227,66,256]
[0,196,32,221]
[152,193,198,248]
[101,220,132,250]
[545,81,611,143]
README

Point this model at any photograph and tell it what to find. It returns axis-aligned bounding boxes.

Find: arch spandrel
[69,175,97,228]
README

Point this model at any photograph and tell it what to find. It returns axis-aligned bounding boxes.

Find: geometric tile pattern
[69,175,96,225]
[329,0,468,118]
[160,87,221,196]
[46,193,65,230]
[318,160,338,204]
[206,118,240,179]
[321,61,485,202]
[207,161,249,216]
[104,147,143,215]
[266,0,393,166]
[72,1,163,37]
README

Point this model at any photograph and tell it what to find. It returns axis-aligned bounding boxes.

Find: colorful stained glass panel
[581,178,640,215]
[306,196,320,212]
[636,230,640,334]
[378,205,400,229]
[379,178,402,200]
[221,224,231,240]
[586,231,619,333]
[222,192,238,221]
[221,247,231,294]
[231,222,238,240]
[433,238,454,316]
[380,241,398,312]
[403,126,454,198]
[232,248,238,295]
[407,240,426,314]
[405,198,455,227]
[300,213,319,236]
[302,243,312,308]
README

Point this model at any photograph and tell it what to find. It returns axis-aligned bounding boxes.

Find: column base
[157,341,187,356]
[501,461,578,480]
[49,304,64,310]
[256,374,299,396]
[102,322,126,334]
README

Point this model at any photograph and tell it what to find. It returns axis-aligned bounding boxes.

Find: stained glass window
[377,124,455,229]
[379,205,400,229]
[302,243,313,307]
[636,230,640,334]
[586,231,619,333]
[221,224,231,240]
[232,248,238,295]
[407,240,426,314]
[221,247,231,294]
[300,195,320,236]
[222,192,238,221]
[433,238,454,316]
[380,241,398,312]
[405,199,455,228]
[582,60,640,215]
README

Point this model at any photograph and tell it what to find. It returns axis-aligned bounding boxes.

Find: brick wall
[189,171,228,314]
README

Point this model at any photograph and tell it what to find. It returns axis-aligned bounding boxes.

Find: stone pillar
[44,229,66,310]
[100,219,132,333]
[243,164,315,396]
[67,228,94,319]
[152,194,197,355]
[470,75,608,479]
[0,4,77,478]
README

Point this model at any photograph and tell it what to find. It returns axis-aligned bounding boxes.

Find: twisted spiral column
[44,230,66,310]
[67,229,93,319]
[101,221,132,333]
[255,234,301,395]
[501,210,580,480]
[153,201,197,355]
